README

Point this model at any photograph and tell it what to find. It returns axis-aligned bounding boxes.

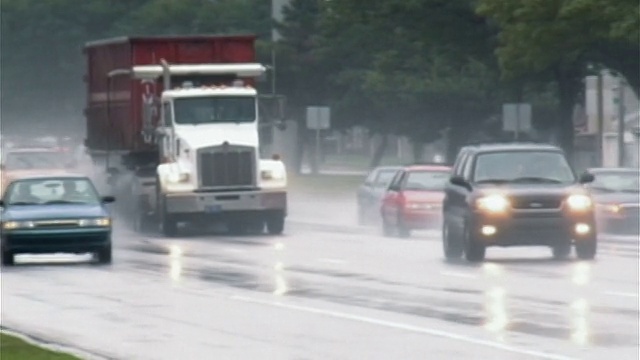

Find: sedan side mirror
[101,196,116,203]
[579,172,595,184]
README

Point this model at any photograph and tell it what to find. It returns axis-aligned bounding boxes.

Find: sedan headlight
[78,218,111,227]
[2,221,35,230]
[476,194,510,213]
[566,194,592,211]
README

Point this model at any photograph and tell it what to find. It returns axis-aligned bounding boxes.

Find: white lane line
[603,291,638,298]
[231,295,575,360]
[317,258,347,264]
[440,271,478,279]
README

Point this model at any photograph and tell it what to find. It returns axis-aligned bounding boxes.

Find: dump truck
[83,35,287,236]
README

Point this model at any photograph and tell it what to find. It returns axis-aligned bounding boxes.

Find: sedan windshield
[4,178,100,206]
[174,96,256,125]
[590,172,640,193]
[4,152,67,170]
[473,151,575,184]
[404,170,450,191]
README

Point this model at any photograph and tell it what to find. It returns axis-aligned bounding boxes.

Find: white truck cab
[132,63,287,236]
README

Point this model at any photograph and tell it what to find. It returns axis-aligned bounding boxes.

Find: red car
[381,164,451,237]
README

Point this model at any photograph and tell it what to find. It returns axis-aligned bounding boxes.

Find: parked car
[0,173,115,265]
[380,164,451,237]
[585,167,639,236]
[442,143,597,262]
[356,166,402,225]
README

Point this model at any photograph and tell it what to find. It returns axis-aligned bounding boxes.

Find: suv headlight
[78,218,111,227]
[2,221,35,230]
[566,194,592,211]
[476,194,510,213]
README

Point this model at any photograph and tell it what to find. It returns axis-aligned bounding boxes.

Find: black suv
[442,143,597,262]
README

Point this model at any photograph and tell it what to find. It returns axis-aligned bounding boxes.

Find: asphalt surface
[1,192,639,360]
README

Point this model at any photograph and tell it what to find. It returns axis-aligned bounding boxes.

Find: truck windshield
[173,96,256,125]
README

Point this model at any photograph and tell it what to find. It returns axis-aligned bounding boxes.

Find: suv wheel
[552,240,571,260]
[575,238,597,260]
[463,225,485,262]
[443,222,463,259]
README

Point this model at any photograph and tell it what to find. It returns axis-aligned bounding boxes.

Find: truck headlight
[167,172,190,183]
[476,194,510,213]
[2,221,35,230]
[261,170,285,180]
[566,194,592,211]
[78,218,111,227]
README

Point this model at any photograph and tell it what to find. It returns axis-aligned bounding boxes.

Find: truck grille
[510,195,564,210]
[198,145,255,188]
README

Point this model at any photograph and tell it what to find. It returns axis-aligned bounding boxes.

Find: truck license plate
[205,204,222,213]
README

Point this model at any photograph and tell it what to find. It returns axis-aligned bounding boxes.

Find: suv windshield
[404,170,450,191]
[5,178,100,206]
[590,172,640,193]
[473,151,575,184]
[4,152,66,170]
[174,96,256,125]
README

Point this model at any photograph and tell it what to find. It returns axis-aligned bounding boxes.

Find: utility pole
[596,72,604,166]
[616,78,626,167]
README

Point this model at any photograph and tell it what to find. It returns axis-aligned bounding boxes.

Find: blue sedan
[0,174,115,265]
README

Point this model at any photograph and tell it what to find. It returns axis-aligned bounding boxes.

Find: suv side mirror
[579,172,595,184]
[450,176,469,187]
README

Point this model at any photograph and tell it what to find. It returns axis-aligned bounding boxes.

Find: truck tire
[266,211,285,235]
[159,196,178,237]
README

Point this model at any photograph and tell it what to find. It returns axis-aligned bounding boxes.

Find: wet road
[1,196,639,359]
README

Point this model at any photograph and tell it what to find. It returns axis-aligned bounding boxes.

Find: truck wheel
[1,250,14,266]
[442,221,463,259]
[575,239,597,260]
[96,244,112,264]
[159,196,178,237]
[266,211,285,235]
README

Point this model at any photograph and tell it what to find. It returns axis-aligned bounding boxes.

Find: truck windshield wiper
[475,179,510,184]
[509,177,562,184]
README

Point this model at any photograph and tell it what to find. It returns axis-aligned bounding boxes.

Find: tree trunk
[555,69,582,165]
[368,133,388,168]
[411,140,424,163]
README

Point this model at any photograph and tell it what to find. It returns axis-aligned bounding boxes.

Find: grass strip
[0,332,81,360]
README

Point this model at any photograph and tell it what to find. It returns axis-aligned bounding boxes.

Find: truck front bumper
[164,190,287,216]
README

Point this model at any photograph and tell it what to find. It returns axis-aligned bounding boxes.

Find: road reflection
[168,244,182,282]
[482,263,509,340]
[570,298,590,346]
[273,241,288,296]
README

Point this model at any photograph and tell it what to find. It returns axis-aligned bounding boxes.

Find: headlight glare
[78,218,111,227]
[476,194,510,213]
[2,221,35,230]
[567,194,592,211]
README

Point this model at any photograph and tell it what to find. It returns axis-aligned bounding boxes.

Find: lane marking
[231,295,575,360]
[317,258,347,264]
[603,291,638,298]
[440,271,478,279]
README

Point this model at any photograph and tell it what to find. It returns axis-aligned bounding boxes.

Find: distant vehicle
[586,167,639,236]
[0,174,115,266]
[380,164,451,237]
[356,166,402,225]
[442,143,597,262]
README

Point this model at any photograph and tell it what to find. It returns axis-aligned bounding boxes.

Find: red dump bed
[83,35,257,153]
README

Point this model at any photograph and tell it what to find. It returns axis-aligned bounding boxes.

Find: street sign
[306,106,331,130]
[502,103,532,134]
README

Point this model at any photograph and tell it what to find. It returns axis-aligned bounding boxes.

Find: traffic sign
[502,103,532,133]
[306,106,331,130]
